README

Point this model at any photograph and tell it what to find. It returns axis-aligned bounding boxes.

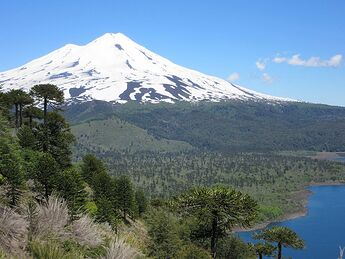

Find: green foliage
[30,84,64,104]
[17,125,37,149]
[6,89,33,128]
[258,205,283,222]
[109,100,345,152]
[252,242,276,259]
[145,209,182,258]
[254,226,305,259]
[35,112,75,168]
[116,175,136,221]
[0,137,25,206]
[175,186,258,257]
[80,154,107,185]
[176,243,211,259]
[71,117,193,156]
[29,240,82,259]
[135,189,148,217]
[32,152,60,199]
[216,235,256,259]
[57,167,88,219]
[30,84,64,124]
[95,151,345,222]
[85,201,98,218]
[91,171,118,224]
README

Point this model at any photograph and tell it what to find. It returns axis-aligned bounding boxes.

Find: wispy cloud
[256,61,266,71]
[227,72,240,82]
[272,54,342,67]
[262,73,273,83]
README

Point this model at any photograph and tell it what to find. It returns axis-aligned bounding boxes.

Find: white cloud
[328,54,343,67]
[227,72,240,82]
[262,73,273,83]
[256,61,266,71]
[272,56,287,63]
[273,54,343,67]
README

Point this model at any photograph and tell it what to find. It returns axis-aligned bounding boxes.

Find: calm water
[239,185,345,259]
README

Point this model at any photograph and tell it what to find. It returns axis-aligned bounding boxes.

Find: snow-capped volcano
[0,33,290,103]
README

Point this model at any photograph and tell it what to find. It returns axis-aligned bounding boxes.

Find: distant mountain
[0,33,292,104]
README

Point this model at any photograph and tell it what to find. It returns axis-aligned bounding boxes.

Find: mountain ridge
[0,33,293,104]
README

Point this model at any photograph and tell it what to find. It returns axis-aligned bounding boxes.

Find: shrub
[176,243,211,259]
[216,235,256,259]
[30,240,66,259]
[101,238,138,259]
[71,214,102,247]
[29,240,83,259]
[36,196,69,239]
[0,207,28,254]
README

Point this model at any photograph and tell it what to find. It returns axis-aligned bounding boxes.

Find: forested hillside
[66,100,345,153]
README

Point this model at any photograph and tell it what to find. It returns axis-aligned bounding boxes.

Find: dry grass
[71,214,102,247]
[118,219,148,254]
[0,207,28,254]
[102,238,139,259]
[36,196,69,239]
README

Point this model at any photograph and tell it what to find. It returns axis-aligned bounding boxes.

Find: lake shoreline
[234,181,345,233]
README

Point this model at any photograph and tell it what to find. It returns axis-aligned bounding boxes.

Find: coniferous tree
[92,171,119,225]
[146,209,182,259]
[57,167,87,220]
[17,125,37,149]
[35,112,75,168]
[30,84,64,125]
[80,154,107,185]
[23,105,43,129]
[135,189,148,217]
[253,242,276,259]
[0,138,25,206]
[254,226,304,259]
[175,186,258,258]
[116,175,136,221]
[32,152,60,199]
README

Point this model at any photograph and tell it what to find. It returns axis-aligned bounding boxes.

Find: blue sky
[1,0,344,106]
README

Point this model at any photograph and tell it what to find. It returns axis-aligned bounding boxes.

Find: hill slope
[71,116,193,158]
[66,100,345,153]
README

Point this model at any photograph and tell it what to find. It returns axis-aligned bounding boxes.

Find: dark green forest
[66,100,345,152]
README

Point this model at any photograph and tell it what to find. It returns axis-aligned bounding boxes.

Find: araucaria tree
[0,137,25,206]
[116,175,136,221]
[253,242,276,259]
[254,226,305,259]
[174,186,258,258]
[30,84,64,125]
[7,89,33,128]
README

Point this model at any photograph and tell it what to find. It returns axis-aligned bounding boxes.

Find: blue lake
[239,185,345,259]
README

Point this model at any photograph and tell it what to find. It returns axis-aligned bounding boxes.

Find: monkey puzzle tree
[7,89,33,128]
[174,186,258,258]
[30,84,64,125]
[253,242,276,259]
[34,111,74,167]
[23,105,43,129]
[0,135,25,206]
[254,226,304,259]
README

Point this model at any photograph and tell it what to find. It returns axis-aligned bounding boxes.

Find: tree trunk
[278,242,282,259]
[43,97,47,125]
[29,115,33,129]
[15,103,19,128]
[211,215,218,258]
[259,253,263,259]
[19,104,23,127]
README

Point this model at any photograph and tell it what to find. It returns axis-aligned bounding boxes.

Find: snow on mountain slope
[0,33,292,103]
